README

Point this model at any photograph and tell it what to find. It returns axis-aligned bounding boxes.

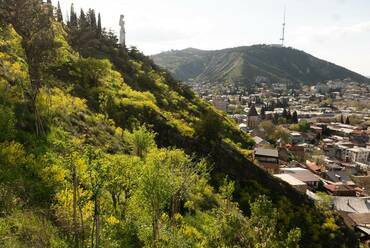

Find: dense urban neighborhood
[191,78,370,242]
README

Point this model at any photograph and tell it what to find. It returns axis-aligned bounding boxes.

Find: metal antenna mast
[280,6,286,47]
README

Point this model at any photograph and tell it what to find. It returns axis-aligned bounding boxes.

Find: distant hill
[152,45,369,85]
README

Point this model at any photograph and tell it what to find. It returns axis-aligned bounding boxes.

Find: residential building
[254,148,279,174]
[252,136,270,147]
[280,168,321,189]
[274,174,307,193]
[347,147,370,164]
[325,170,356,186]
[289,132,304,144]
[324,183,357,196]
[212,98,228,112]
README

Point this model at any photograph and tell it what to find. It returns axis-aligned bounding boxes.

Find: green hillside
[152,45,369,85]
[0,1,358,247]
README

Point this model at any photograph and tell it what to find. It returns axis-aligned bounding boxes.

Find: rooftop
[280,168,320,182]
[310,126,323,130]
[326,170,353,184]
[348,213,370,226]
[333,197,370,213]
[290,132,302,136]
[253,136,269,145]
[274,174,306,186]
[348,147,370,153]
[255,148,279,158]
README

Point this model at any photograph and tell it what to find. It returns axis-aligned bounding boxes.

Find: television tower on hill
[280,6,286,47]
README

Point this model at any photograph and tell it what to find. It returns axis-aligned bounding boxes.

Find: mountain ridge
[152,45,369,85]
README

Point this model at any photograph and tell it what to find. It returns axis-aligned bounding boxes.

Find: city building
[247,105,260,128]
[254,148,279,174]
[280,168,321,189]
[274,174,307,193]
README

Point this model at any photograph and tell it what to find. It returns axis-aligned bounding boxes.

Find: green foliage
[258,120,291,144]
[124,126,156,158]
[246,195,301,248]
[273,126,291,144]
[0,211,68,248]
[289,120,310,133]
[0,104,16,141]
[0,25,30,104]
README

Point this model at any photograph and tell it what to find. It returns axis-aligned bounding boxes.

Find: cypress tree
[260,106,266,120]
[97,13,102,37]
[345,116,350,125]
[287,109,292,122]
[69,4,78,28]
[56,1,63,23]
[46,0,53,17]
[292,111,298,124]
[273,113,279,124]
[282,108,288,119]
[87,9,97,29]
[79,9,88,29]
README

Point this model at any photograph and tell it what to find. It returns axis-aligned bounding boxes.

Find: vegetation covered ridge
[152,45,370,85]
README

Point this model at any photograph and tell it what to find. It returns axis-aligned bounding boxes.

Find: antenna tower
[280,6,286,47]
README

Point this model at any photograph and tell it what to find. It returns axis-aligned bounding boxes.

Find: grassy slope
[0,20,358,247]
[67,28,358,247]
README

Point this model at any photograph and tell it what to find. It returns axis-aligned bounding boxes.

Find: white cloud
[293,21,370,44]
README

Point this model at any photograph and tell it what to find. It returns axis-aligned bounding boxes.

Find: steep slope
[152,45,369,85]
[0,1,358,247]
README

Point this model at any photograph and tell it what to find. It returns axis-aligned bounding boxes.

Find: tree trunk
[32,86,44,136]
[91,216,95,248]
[152,208,160,246]
[72,164,79,248]
[77,188,85,248]
[95,197,100,248]
[111,193,117,213]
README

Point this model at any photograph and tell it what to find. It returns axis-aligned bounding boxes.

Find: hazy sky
[54,0,370,75]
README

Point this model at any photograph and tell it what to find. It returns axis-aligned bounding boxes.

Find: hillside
[152,45,369,85]
[0,1,358,247]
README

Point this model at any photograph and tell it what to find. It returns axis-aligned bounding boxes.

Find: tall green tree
[79,9,88,29]
[103,154,142,215]
[137,149,180,245]
[245,196,301,248]
[292,111,298,124]
[1,0,59,135]
[87,9,97,30]
[345,116,350,125]
[97,13,102,37]
[56,1,63,23]
[124,126,156,158]
[69,4,78,28]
